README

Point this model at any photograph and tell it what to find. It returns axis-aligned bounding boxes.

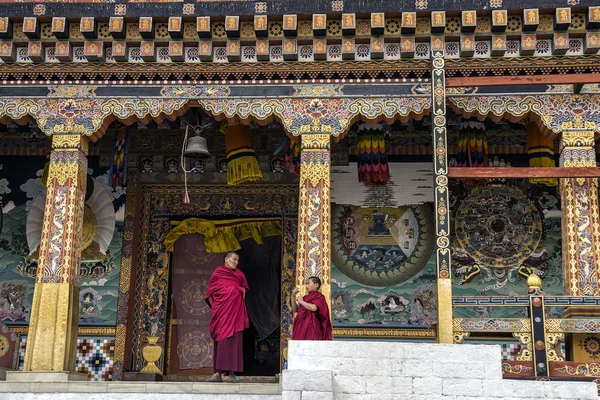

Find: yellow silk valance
[164,217,282,253]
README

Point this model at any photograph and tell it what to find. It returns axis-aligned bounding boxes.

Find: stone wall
[281,341,598,400]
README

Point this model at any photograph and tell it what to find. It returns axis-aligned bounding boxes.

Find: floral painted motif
[415,0,428,10]
[331,0,344,12]
[114,4,127,17]
[182,4,195,15]
[490,0,503,8]
[32,4,46,17]
[255,2,267,13]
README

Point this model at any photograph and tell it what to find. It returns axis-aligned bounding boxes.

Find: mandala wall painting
[453,184,545,289]
[331,204,434,287]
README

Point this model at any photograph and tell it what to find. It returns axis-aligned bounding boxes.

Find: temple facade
[0,0,599,391]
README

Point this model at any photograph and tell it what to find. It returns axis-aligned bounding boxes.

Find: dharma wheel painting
[452,183,549,291]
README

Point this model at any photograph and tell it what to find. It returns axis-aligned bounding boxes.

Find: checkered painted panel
[17,336,115,381]
[469,340,567,361]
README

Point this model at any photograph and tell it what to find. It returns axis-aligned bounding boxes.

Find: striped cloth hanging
[526,119,557,186]
[357,123,390,187]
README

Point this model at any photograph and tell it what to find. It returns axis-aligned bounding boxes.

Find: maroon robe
[292,291,333,340]
[205,265,249,372]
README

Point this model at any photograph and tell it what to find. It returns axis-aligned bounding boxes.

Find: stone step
[0,381,282,400]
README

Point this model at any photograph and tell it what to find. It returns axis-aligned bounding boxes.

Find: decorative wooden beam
[27,41,44,62]
[446,73,600,87]
[523,9,540,31]
[51,17,69,39]
[22,17,40,39]
[108,17,125,39]
[342,13,356,36]
[448,167,600,179]
[139,17,154,39]
[80,17,97,39]
[225,16,240,38]
[585,33,600,54]
[370,37,384,59]
[370,13,384,35]
[431,11,445,34]
[254,15,268,37]
[0,17,12,39]
[492,10,507,32]
[555,8,571,31]
[197,17,211,38]
[401,12,416,34]
[0,40,16,62]
[283,15,297,37]
[111,41,128,62]
[461,11,476,33]
[589,7,600,29]
[521,33,537,56]
[491,34,507,56]
[314,38,327,60]
[552,33,569,55]
[313,14,326,37]
[168,17,183,39]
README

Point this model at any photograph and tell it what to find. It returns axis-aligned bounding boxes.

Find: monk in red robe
[205,251,249,383]
[291,276,333,341]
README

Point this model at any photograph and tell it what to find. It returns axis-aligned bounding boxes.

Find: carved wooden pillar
[23,134,88,372]
[431,49,453,344]
[295,133,332,305]
[559,129,600,300]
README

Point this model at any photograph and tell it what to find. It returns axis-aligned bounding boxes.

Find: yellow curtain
[164,217,281,253]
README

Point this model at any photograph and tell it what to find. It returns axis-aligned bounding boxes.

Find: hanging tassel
[222,122,263,185]
[357,123,390,187]
[526,119,557,186]
[458,120,488,168]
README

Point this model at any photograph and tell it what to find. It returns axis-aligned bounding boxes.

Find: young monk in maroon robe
[291,276,333,340]
[205,251,249,383]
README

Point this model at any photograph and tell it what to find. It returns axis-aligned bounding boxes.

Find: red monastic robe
[205,265,249,341]
[292,291,333,340]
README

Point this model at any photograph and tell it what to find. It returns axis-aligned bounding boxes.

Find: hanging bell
[184,135,211,159]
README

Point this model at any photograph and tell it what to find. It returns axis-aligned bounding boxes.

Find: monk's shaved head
[308,276,321,289]
[224,251,239,262]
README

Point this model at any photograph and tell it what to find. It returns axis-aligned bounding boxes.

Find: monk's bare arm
[298,298,318,312]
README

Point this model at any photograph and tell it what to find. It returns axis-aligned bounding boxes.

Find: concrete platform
[0,381,282,400]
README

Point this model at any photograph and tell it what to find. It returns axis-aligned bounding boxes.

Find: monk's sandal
[206,373,222,382]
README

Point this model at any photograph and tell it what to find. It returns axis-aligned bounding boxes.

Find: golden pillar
[431,49,453,344]
[295,133,332,305]
[23,134,89,371]
[559,128,600,361]
[559,129,600,299]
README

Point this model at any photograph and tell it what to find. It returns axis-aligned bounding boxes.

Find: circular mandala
[331,204,434,286]
[581,335,600,359]
[177,331,213,369]
[181,279,210,316]
[454,185,543,269]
